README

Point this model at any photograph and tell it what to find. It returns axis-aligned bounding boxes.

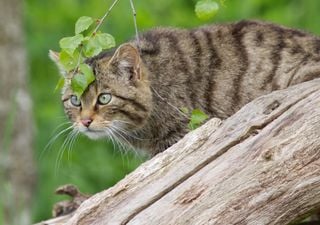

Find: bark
[35,78,320,225]
[0,0,37,224]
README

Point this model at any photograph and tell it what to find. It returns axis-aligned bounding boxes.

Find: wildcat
[50,20,320,155]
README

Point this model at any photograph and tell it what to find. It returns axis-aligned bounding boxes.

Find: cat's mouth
[83,129,107,140]
[78,126,108,140]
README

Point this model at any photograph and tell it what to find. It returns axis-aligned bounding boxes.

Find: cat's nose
[81,119,93,127]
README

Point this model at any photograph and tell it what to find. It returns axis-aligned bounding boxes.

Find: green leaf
[75,16,94,34]
[195,0,219,20]
[71,73,88,97]
[83,36,102,57]
[59,34,84,56]
[96,33,116,50]
[188,109,209,130]
[59,50,81,71]
[79,63,95,84]
[70,64,95,97]
[83,33,116,57]
[54,77,65,92]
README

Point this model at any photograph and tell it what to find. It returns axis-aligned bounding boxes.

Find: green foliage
[188,109,209,130]
[83,32,115,57]
[59,50,80,71]
[181,107,209,130]
[71,74,88,97]
[79,63,95,82]
[96,33,116,49]
[57,16,115,97]
[195,0,229,20]
[54,77,65,92]
[75,16,94,34]
[71,64,95,97]
[195,0,220,20]
[59,34,84,56]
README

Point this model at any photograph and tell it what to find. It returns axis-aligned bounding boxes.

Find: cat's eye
[97,93,112,105]
[70,95,81,107]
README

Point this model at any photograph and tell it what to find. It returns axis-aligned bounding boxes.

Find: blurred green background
[22,0,320,222]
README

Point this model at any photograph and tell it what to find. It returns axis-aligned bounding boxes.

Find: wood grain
[36,78,320,225]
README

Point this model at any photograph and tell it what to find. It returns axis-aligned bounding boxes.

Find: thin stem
[129,0,140,49]
[76,0,121,71]
[69,46,83,79]
[94,0,121,34]
[151,86,189,119]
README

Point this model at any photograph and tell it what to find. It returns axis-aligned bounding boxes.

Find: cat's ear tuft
[110,43,141,81]
[49,50,60,63]
[49,50,67,76]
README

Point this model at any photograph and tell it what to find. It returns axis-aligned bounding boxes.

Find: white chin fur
[83,130,107,140]
[78,126,107,140]
[77,124,116,140]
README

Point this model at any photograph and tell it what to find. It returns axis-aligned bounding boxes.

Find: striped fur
[61,20,320,155]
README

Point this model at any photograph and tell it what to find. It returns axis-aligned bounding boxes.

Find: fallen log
[36,78,320,225]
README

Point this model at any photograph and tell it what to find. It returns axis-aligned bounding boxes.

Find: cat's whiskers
[67,129,80,162]
[55,127,79,174]
[105,128,117,149]
[103,128,125,165]
[111,119,134,126]
[105,126,133,166]
[96,122,120,148]
[117,126,144,160]
[108,125,133,152]
[40,123,74,160]
[112,120,146,141]
[51,121,73,134]
[106,127,130,160]
[55,130,73,173]
[109,124,144,160]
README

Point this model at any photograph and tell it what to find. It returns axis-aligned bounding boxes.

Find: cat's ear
[49,50,67,76]
[109,43,141,81]
[49,50,59,63]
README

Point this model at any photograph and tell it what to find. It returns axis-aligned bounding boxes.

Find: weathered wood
[37,78,320,225]
[35,215,73,225]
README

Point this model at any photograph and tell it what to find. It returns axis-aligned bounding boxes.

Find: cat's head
[50,43,152,140]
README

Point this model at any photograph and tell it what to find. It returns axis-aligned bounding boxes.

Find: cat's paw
[52,184,90,217]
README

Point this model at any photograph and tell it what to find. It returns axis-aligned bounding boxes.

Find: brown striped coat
[60,20,320,155]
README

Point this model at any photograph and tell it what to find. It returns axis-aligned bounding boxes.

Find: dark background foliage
[23,0,320,222]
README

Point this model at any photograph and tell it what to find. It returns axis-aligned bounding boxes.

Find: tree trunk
[0,0,37,224]
[35,78,320,225]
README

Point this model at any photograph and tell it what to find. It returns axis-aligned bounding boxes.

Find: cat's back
[136,20,320,118]
[138,20,320,61]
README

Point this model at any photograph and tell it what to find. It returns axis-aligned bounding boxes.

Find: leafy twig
[56,1,119,97]
[70,47,83,78]
[54,0,143,97]
[93,0,121,34]
[129,0,140,49]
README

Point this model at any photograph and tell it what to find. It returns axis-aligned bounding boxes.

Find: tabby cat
[50,20,320,155]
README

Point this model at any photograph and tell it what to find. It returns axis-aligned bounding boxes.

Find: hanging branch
[53,0,141,97]
[93,0,121,34]
[129,0,140,49]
